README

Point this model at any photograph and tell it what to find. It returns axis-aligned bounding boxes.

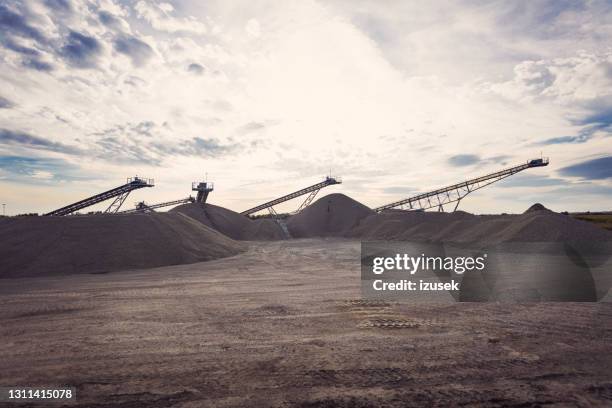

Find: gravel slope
[0,212,245,278]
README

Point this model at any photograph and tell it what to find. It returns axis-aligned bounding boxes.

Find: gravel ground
[1,239,611,407]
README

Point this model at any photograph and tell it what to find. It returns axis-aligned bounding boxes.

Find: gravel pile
[172,203,286,240]
[286,193,374,238]
[347,203,612,243]
[0,212,245,278]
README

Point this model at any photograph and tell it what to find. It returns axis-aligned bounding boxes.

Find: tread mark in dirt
[588,383,612,400]
[304,368,413,388]
[358,319,421,329]
[342,299,392,308]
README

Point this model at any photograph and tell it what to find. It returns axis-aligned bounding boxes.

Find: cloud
[92,121,155,139]
[494,1,588,37]
[327,0,611,84]
[538,105,612,145]
[0,156,64,178]
[189,137,240,157]
[245,18,261,38]
[572,105,612,141]
[31,169,54,179]
[382,186,417,195]
[488,51,612,145]
[0,2,50,67]
[496,173,566,187]
[0,96,14,109]
[22,58,53,72]
[537,120,604,145]
[98,10,123,30]
[0,3,47,44]
[0,128,81,154]
[1,119,256,167]
[90,121,250,164]
[447,154,514,168]
[0,155,81,182]
[134,1,207,35]
[559,156,612,180]
[3,37,41,56]
[538,135,588,145]
[576,106,612,128]
[511,60,556,94]
[238,121,265,134]
[490,52,612,103]
[60,31,102,68]
[95,136,159,164]
[113,35,153,67]
[149,136,247,161]
[132,121,155,136]
[187,63,204,75]
[92,135,245,165]
[482,53,612,151]
[43,0,72,14]
[548,183,612,197]
[448,154,480,167]
[494,181,612,210]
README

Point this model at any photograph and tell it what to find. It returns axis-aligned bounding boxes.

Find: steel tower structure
[120,179,213,214]
[192,181,214,203]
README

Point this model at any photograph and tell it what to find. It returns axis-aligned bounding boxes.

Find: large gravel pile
[171,203,286,240]
[286,193,374,238]
[0,213,245,278]
[188,193,609,244]
[524,203,548,213]
[347,204,612,243]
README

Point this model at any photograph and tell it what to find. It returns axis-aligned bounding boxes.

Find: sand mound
[173,203,250,240]
[171,203,285,240]
[174,198,612,244]
[348,210,478,241]
[487,210,611,242]
[0,213,245,278]
[524,203,549,213]
[347,207,612,244]
[243,218,288,240]
[286,193,374,237]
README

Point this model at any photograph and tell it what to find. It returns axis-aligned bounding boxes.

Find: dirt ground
[1,239,611,407]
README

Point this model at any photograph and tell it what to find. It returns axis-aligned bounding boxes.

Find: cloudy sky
[0,0,611,215]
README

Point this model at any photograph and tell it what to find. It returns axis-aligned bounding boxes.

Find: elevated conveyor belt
[45,177,154,216]
[119,197,195,214]
[374,158,549,212]
[240,176,341,216]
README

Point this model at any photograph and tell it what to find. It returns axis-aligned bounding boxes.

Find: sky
[0,0,611,215]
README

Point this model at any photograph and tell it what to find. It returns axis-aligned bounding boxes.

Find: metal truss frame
[374,158,549,213]
[45,177,154,216]
[241,176,341,216]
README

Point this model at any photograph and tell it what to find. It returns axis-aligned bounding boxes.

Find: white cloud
[134,1,207,35]
[31,170,53,179]
[245,19,260,38]
[487,51,612,106]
